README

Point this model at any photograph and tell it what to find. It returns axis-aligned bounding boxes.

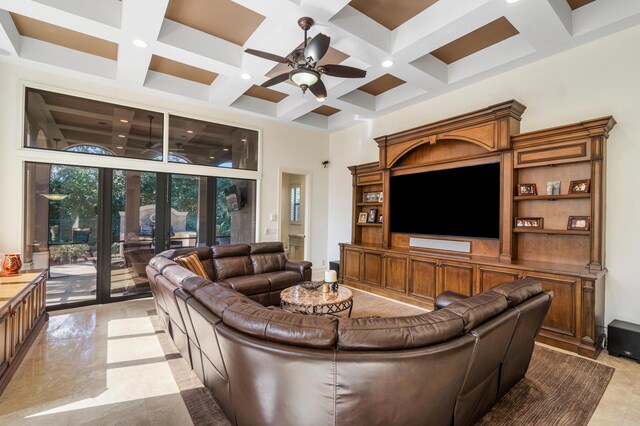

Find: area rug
[151,289,614,426]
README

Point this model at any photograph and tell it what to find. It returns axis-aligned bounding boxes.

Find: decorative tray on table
[299,281,323,290]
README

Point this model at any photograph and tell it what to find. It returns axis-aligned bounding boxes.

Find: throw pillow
[175,252,209,279]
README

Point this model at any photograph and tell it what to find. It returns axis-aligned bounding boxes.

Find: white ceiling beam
[31,0,121,29]
[0,10,20,56]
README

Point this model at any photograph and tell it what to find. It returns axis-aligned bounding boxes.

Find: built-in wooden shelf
[357,202,383,206]
[356,223,382,227]
[513,228,590,236]
[514,193,591,201]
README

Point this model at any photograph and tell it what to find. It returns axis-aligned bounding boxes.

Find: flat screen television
[389,162,500,239]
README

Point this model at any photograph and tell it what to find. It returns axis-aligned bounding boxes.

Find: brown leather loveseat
[147,251,551,426]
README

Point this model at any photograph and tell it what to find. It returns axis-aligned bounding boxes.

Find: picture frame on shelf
[357,212,368,223]
[363,192,383,203]
[514,217,544,229]
[567,216,590,231]
[546,181,561,195]
[568,179,591,194]
[367,208,378,223]
[517,183,537,196]
[378,214,383,223]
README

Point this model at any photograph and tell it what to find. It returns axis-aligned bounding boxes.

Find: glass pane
[24,88,163,161]
[110,170,157,298]
[168,115,258,170]
[215,177,257,244]
[170,174,207,248]
[24,163,98,307]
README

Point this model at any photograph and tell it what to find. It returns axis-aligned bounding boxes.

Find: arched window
[66,145,115,156]
[153,154,189,163]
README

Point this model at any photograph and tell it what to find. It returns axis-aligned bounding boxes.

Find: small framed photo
[357,212,368,223]
[546,181,561,196]
[364,192,383,203]
[517,183,537,196]
[567,216,590,231]
[367,208,378,223]
[515,217,544,229]
[378,214,383,223]
[568,179,590,194]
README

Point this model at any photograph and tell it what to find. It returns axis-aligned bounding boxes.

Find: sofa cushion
[445,292,508,333]
[260,271,301,291]
[223,302,338,349]
[175,252,209,279]
[214,256,254,280]
[162,264,198,287]
[489,278,542,308]
[219,275,270,296]
[212,244,250,258]
[251,252,287,274]
[188,279,261,317]
[337,310,464,351]
[149,256,177,272]
[250,242,285,254]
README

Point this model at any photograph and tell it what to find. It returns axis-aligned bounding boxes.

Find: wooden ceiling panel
[10,13,117,60]
[430,17,519,65]
[349,0,439,30]
[166,0,265,46]
[244,85,288,103]
[149,55,218,85]
[313,105,341,116]
[566,0,596,10]
[358,74,406,96]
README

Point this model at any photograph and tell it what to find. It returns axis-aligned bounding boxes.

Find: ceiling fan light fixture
[132,39,148,48]
[382,60,394,68]
[290,68,319,88]
[316,96,326,102]
[241,73,252,80]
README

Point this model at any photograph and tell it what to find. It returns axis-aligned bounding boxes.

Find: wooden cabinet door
[524,271,579,338]
[477,266,521,293]
[343,248,362,282]
[362,251,382,287]
[383,254,408,294]
[0,310,9,378]
[409,257,438,301]
[440,260,474,296]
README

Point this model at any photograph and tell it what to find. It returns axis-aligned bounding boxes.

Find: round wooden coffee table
[280,284,353,317]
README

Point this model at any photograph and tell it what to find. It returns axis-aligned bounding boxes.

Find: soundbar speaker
[607,319,640,363]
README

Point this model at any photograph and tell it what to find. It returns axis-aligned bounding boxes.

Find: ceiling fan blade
[245,48,289,64]
[304,33,330,64]
[261,73,290,88]
[309,79,327,99]
[321,64,366,78]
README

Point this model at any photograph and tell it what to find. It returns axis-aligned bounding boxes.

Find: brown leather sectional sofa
[147,245,552,426]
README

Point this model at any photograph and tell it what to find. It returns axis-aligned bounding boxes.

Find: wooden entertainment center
[339,100,615,358]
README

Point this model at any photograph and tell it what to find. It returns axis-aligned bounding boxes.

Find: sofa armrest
[285,260,312,281]
[434,291,469,310]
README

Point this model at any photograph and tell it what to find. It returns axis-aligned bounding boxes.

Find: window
[290,186,301,223]
[24,88,163,161]
[169,115,258,170]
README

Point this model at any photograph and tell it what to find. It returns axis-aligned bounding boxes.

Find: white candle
[325,269,337,283]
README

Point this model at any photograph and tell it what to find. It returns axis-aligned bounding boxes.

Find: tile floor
[0,297,639,425]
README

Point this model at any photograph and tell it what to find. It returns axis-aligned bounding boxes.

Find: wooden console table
[0,270,48,395]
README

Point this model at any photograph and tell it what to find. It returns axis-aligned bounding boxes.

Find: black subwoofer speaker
[608,319,640,363]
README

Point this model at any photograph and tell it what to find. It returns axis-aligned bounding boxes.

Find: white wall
[0,61,330,271]
[328,25,640,327]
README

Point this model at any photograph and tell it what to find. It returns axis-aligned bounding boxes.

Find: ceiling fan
[245,17,367,100]
[142,115,161,154]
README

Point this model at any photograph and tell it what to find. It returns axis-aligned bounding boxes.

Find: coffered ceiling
[0,0,638,132]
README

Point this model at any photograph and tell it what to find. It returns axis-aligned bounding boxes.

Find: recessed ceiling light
[118,134,126,138]
[117,146,124,149]
[120,119,129,123]
[241,138,247,142]
[132,39,148,48]
[223,148,229,152]
[382,60,394,68]
[241,73,252,80]
[209,156,215,159]
[505,0,520,3]
[316,97,326,102]
[187,130,194,134]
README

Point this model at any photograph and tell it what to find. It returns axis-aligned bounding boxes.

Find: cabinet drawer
[514,140,591,168]
[356,172,383,185]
